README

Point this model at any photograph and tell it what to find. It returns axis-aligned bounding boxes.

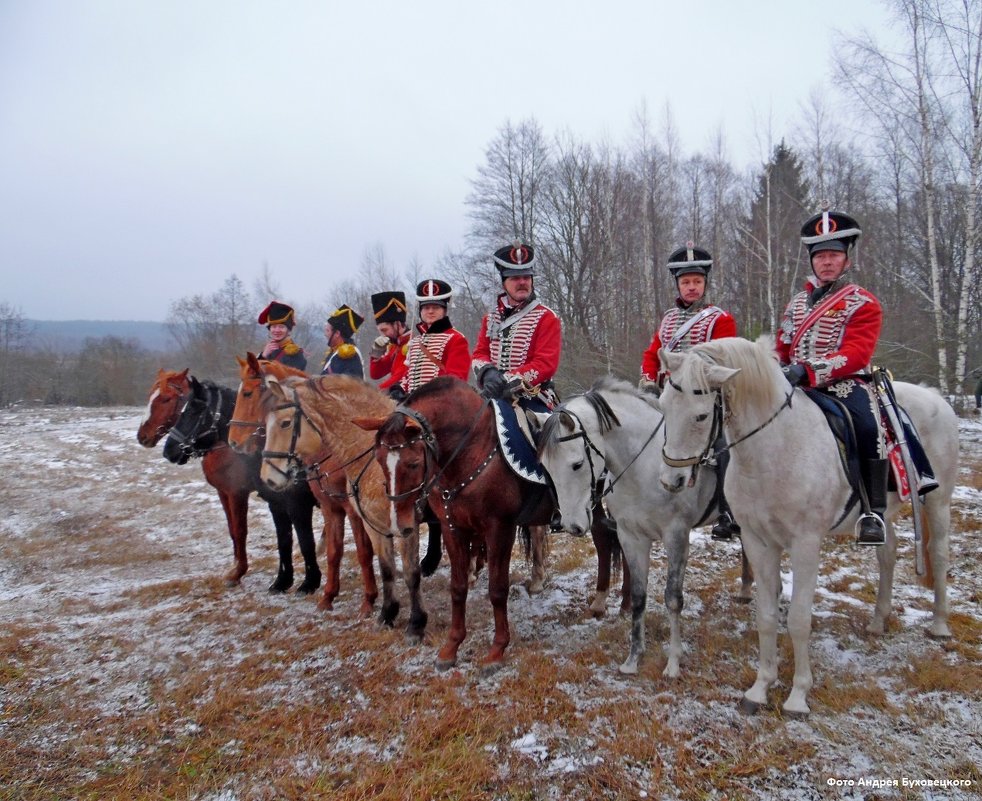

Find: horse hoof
[926,628,952,641]
[224,578,242,588]
[435,657,457,672]
[589,609,605,620]
[317,597,336,611]
[405,632,424,646]
[733,595,753,605]
[738,697,762,716]
[618,662,639,676]
[268,577,293,594]
[479,661,504,678]
[782,708,809,721]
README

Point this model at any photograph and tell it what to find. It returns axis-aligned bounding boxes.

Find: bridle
[166,383,224,459]
[377,399,496,535]
[660,374,794,469]
[146,381,189,441]
[260,386,323,484]
[228,379,268,449]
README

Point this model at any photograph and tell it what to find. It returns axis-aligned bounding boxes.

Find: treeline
[2,0,979,408]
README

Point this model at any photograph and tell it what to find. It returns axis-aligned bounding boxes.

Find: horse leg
[398,527,427,644]
[420,520,443,577]
[376,535,400,627]
[923,492,952,639]
[482,524,517,672]
[740,535,781,714]
[526,525,548,595]
[868,517,898,634]
[436,533,472,671]
[266,500,295,593]
[736,545,754,604]
[779,539,823,718]
[292,497,322,595]
[589,521,613,618]
[218,489,250,585]
[318,507,345,610]
[617,532,651,676]
[619,553,632,615]
[348,514,378,617]
[661,527,690,679]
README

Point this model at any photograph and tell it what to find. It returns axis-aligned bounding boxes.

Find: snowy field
[0,404,980,801]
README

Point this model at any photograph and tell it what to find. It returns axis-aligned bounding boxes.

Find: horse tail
[918,503,935,590]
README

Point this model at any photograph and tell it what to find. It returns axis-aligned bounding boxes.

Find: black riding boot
[856,458,888,546]
[710,505,741,542]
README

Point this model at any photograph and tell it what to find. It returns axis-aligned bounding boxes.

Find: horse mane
[538,374,635,457]
[302,374,394,418]
[258,360,306,380]
[688,335,786,420]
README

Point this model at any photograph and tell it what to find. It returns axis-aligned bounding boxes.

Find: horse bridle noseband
[552,409,611,507]
[228,382,267,446]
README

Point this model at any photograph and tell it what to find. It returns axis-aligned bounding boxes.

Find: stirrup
[710,513,741,542]
[855,513,886,546]
[917,476,939,497]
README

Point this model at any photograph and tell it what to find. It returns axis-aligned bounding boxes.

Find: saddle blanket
[492,399,548,485]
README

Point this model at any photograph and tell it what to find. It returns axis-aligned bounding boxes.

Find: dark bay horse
[161,376,322,594]
[361,376,559,671]
[227,353,378,615]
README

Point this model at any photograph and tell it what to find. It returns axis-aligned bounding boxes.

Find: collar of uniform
[416,317,453,334]
[674,297,707,312]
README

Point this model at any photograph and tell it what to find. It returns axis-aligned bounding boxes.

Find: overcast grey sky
[0,0,894,321]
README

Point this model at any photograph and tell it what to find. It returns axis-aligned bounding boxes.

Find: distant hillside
[28,320,173,353]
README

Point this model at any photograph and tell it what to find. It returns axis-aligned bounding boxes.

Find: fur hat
[416,279,452,309]
[493,243,535,279]
[667,242,713,279]
[257,301,296,329]
[326,304,364,339]
[800,209,862,255]
[371,291,408,324]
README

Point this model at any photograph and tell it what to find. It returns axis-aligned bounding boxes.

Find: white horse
[536,376,738,677]
[656,336,957,717]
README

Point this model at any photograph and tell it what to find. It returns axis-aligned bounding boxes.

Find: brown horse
[137,368,190,447]
[260,373,430,641]
[227,353,378,615]
[361,376,560,671]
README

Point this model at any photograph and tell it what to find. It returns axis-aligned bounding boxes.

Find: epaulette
[282,341,301,356]
[336,343,357,359]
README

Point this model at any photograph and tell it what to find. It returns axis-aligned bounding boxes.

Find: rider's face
[677,274,706,304]
[503,275,533,304]
[268,323,289,343]
[811,249,850,285]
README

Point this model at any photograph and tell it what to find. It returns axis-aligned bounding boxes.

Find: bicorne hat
[257,300,296,329]
[371,291,407,324]
[416,278,452,309]
[493,243,535,279]
[667,242,713,279]
[800,209,862,255]
[326,304,364,339]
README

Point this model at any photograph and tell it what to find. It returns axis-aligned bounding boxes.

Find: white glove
[371,335,389,357]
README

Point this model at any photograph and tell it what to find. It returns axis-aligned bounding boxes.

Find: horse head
[137,368,190,447]
[537,406,604,537]
[358,409,437,539]
[228,353,268,454]
[657,346,740,493]
[162,376,223,465]
[259,375,323,490]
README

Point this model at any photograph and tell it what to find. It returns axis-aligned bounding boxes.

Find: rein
[260,387,324,483]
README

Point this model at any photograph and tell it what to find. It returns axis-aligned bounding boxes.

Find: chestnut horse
[227,353,378,615]
[260,373,430,642]
[362,376,560,671]
[137,368,190,447]
[159,375,322,594]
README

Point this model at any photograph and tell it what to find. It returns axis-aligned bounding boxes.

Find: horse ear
[246,351,262,374]
[266,375,287,401]
[706,365,740,387]
[404,418,423,435]
[352,416,387,431]
[529,411,550,432]
[559,411,576,432]
[189,375,202,392]
[660,348,684,375]
[236,355,247,369]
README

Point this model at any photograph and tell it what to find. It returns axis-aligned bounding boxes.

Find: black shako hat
[493,243,535,279]
[257,300,296,329]
[667,242,713,279]
[371,291,407,324]
[800,209,862,255]
[416,278,452,309]
[326,305,364,339]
